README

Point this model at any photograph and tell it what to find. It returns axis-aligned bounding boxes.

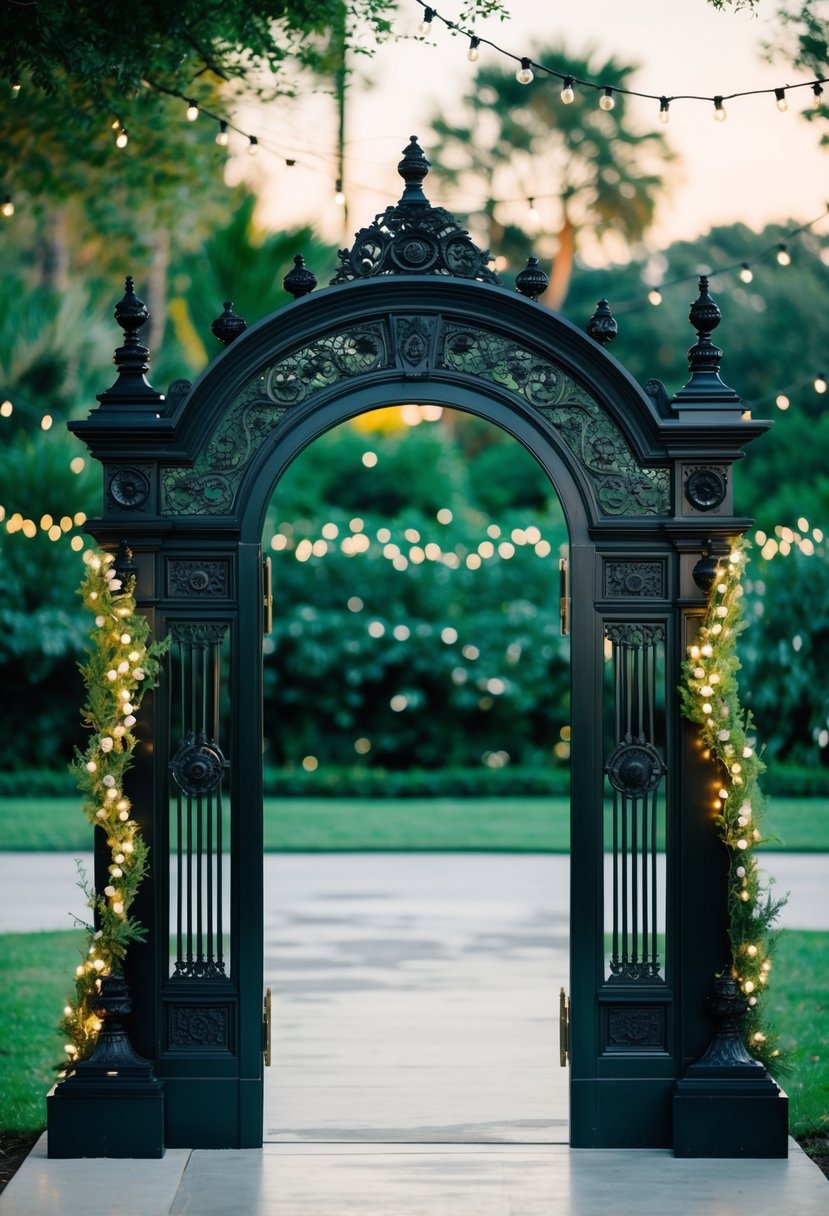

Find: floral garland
[680,537,785,1068]
[61,549,167,1065]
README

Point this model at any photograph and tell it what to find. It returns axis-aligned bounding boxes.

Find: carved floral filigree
[167,559,230,598]
[604,561,665,598]
[168,1005,228,1046]
[439,326,670,517]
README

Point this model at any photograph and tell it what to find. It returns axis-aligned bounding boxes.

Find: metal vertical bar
[175,639,184,972]
[215,633,224,973]
[612,631,621,972]
[196,639,205,966]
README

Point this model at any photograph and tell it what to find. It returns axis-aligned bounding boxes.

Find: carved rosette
[606,1006,664,1050]
[684,465,728,512]
[170,731,227,797]
[107,464,151,511]
[606,735,666,795]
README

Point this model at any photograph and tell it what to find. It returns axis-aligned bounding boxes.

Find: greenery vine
[680,537,785,1068]
[60,549,167,1066]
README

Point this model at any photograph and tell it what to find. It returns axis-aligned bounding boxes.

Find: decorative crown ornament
[330,136,498,286]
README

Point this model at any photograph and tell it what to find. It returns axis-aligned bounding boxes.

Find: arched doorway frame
[53,156,787,1157]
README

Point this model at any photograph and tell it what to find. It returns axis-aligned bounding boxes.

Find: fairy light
[467,36,480,62]
[713,96,727,122]
[774,87,788,113]
[516,57,534,85]
[814,373,827,394]
[1,195,13,218]
[335,178,346,205]
[814,82,825,109]
[247,135,258,156]
[11,81,21,98]
[185,98,199,122]
[599,86,615,111]
[215,120,229,146]
[526,197,540,225]
[561,76,575,104]
[647,288,663,306]
[776,241,791,266]
[739,262,753,283]
[658,96,670,124]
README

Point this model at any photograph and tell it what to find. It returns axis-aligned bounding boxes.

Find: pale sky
[229,0,827,265]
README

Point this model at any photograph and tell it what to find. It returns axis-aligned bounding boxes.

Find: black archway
[50,138,787,1158]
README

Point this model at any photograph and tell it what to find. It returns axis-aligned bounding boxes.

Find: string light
[599,86,615,111]
[561,76,575,104]
[247,135,258,156]
[516,57,534,85]
[10,81,21,98]
[185,98,199,122]
[814,373,827,394]
[776,241,791,266]
[739,262,753,283]
[658,96,670,124]
[335,178,346,205]
[215,120,229,146]
[526,197,540,225]
[418,5,434,34]
[467,36,480,62]
[814,82,824,109]
[713,96,727,122]
[774,87,788,113]
[1,195,14,218]
[647,288,663,306]
[114,125,128,149]
[411,1,827,121]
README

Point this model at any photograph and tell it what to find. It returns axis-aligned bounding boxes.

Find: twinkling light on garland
[680,537,785,1067]
[60,549,167,1066]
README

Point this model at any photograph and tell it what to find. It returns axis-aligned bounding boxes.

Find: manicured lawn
[0,931,84,1132]
[1,928,826,1147]
[0,794,826,852]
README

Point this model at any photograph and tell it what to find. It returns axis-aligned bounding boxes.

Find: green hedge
[1,762,827,801]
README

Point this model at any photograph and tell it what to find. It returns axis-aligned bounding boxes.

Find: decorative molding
[107,464,151,511]
[167,559,230,599]
[393,315,436,375]
[604,622,666,648]
[604,560,665,598]
[168,1004,229,1049]
[684,465,728,513]
[605,1005,664,1049]
[439,324,670,517]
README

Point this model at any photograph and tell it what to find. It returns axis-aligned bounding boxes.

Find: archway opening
[260,402,571,1143]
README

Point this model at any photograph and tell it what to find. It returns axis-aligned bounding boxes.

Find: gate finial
[397,135,431,209]
[97,276,164,408]
[283,254,318,299]
[671,275,741,409]
[211,301,247,346]
[587,298,618,347]
[515,256,549,301]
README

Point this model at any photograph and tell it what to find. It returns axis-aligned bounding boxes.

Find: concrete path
[2,852,827,1214]
[0,850,827,934]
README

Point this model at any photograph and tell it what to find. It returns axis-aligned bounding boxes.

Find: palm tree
[428,47,677,309]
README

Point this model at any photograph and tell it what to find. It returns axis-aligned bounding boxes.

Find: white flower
[104,885,116,897]
[123,715,136,728]
[99,737,114,753]
[102,775,116,788]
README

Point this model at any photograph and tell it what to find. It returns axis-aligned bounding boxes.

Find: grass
[0,928,826,1148]
[0,930,85,1133]
[0,794,826,852]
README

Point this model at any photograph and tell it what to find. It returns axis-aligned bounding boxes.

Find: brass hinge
[263,986,272,1067]
[559,986,570,1067]
[263,556,273,636]
[559,555,570,637]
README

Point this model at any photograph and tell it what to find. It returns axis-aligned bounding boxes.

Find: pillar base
[47,1079,165,1158]
[673,1074,788,1158]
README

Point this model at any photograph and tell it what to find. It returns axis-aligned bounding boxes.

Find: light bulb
[739,263,753,283]
[115,127,128,148]
[561,76,575,104]
[775,394,789,411]
[774,87,787,113]
[247,135,258,156]
[335,179,346,205]
[814,373,827,394]
[418,6,434,35]
[11,81,21,98]
[1,195,13,218]
[813,82,824,110]
[467,36,480,62]
[215,120,229,146]
[186,99,199,122]
[659,96,670,124]
[776,242,791,266]
[516,58,534,85]
[647,288,662,306]
[526,197,540,224]
[599,87,615,111]
[713,96,727,122]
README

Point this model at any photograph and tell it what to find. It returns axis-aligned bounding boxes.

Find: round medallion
[606,739,665,795]
[188,569,211,592]
[685,467,726,512]
[443,234,481,276]
[109,466,150,509]
[170,735,226,797]
[392,234,439,272]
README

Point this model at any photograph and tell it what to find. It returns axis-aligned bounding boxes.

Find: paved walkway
[1,852,827,1213]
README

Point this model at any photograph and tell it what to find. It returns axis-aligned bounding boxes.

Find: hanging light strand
[411,0,827,118]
